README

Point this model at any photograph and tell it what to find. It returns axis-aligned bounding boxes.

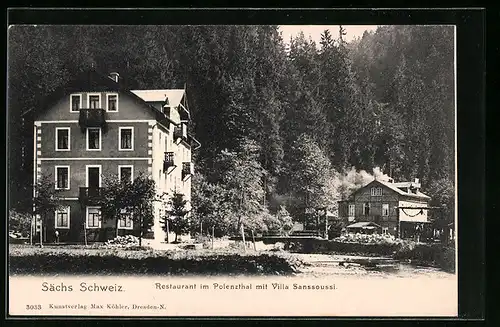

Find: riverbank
[8,245,306,276]
[285,239,456,273]
[293,253,455,279]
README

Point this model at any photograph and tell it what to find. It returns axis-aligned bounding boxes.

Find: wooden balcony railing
[174,124,189,142]
[163,152,175,172]
[173,125,183,140]
[182,162,192,179]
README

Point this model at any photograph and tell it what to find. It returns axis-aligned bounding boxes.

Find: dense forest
[8,25,455,234]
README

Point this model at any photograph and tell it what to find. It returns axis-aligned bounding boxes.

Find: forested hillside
[8,25,455,233]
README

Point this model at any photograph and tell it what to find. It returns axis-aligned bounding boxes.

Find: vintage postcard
[8,21,459,317]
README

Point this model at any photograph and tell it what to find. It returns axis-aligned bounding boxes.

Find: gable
[36,89,158,122]
[131,89,190,123]
[28,70,177,127]
[348,179,430,202]
[350,180,400,199]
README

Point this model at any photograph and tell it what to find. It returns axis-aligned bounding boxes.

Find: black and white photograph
[7,19,465,317]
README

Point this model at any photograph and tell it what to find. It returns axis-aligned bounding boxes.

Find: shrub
[9,246,305,275]
[394,242,456,273]
[9,210,32,237]
[334,233,404,245]
[105,235,140,247]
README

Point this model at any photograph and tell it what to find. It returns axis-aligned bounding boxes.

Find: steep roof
[131,89,185,107]
[377,180,431,200]
[348,179,431,201]
[23,69,178,128]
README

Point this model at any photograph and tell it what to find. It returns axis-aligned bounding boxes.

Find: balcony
[163,152,175,172]
[173,126,182,140]
[78,108,106,129]
[182,162,192,179]
[174,124,189,143]
[79,187,103,205]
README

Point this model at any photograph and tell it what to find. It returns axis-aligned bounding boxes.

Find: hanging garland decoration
[401,208,424,217]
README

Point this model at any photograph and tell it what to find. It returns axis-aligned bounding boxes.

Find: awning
[346,222,381,229]
[400,218,432,223]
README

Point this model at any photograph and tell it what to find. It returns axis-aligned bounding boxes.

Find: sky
[278,25,378,45]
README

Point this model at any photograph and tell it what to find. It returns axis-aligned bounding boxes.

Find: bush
[9,246,305,275]
[9,210,32,237]
[394,242,456,272]
[105,235,140,247]
[334,233,404,245]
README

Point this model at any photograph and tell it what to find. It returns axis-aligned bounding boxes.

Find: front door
[87,166,100,196]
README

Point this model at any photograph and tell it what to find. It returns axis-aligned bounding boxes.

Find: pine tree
[164,191,190,243]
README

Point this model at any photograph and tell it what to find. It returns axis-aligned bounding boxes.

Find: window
[363,203,370,216]
[88,94,101,109]
[181,122,188,138]
[118,209,133,229]
[106,94,118,112]
[382,203,389,216]
[55,166,70,190]
[382,227,389,235]
[86,128,101,151]
[119,127,134,151]
[86,165,102,188]
[55,206,70,229]
[86,207,101,228]
[348,204,355,218]
[371,187,382,196]
[118,166,133,184]
[70,94,81,112]
[55,127,70,151]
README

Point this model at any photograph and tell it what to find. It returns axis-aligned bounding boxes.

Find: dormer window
[371,187,382,196]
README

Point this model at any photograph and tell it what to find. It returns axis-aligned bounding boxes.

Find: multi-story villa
[29,70,200,244]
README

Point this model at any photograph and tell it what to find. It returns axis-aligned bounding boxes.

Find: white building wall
[151,123,171,243]
[149,113,194,244]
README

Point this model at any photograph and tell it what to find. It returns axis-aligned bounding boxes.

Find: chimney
[109,72,119,83]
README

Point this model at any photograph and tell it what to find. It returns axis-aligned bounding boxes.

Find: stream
[293,253,455,279]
